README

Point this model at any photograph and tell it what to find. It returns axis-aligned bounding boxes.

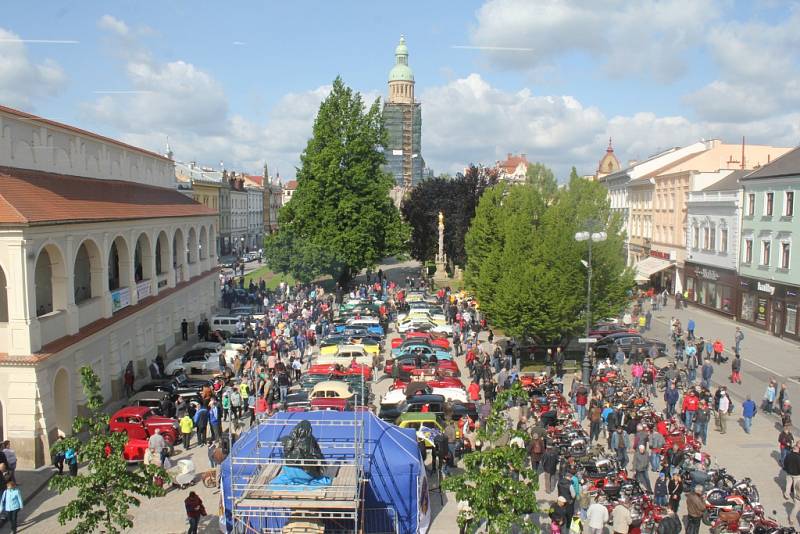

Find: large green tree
[263,77,408,287]
[401,164,497,266]
[49,367,166,534]
[465,167,632,341]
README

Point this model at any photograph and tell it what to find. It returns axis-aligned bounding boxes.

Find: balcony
[687,191,739,204]
[77,297,104,329]
[39,310,67,346]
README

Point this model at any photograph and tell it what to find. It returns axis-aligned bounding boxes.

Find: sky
[2,0,799,181]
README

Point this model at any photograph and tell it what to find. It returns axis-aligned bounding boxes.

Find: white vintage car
[380,386,467,405]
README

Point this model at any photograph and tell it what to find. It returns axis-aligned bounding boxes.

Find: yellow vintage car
[319,340,380,357]
[315,344,372,367]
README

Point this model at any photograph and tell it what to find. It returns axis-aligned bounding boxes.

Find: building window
[766,192,774,216]
[720,228,728,253]
[786,192,795,216]
[761,240,771,266]
[692,226,699,249]
[744,238,753,264]
[748,193,755,216]
[703,227,710,249]
[709,224,715,250]
[782,242,791,269]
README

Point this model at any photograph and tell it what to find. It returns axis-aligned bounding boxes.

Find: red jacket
[468,382,481,401]
[682,395,699,412]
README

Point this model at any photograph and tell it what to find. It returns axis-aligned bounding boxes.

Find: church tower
[382,36,424,189]
[596,138,621,179]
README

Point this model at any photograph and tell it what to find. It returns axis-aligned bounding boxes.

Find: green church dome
[389,36,414,82]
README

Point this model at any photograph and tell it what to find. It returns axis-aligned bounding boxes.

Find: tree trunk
[337,269,352,292]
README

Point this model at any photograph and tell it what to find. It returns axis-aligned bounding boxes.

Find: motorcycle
[703,487,755,526]
[709,503,774,534]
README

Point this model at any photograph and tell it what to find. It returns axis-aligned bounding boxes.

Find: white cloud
[469,0,719,81]
[687,10,800,122]
[0,28,66,110]
[98,15,129,36]
[421,75,800,179]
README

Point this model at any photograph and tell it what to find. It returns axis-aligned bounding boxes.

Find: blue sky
[2,0,799,180]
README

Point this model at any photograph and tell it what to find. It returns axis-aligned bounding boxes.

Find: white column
[7,240,40,355]
[63,236,79,335]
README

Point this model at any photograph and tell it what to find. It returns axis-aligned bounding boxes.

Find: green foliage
[401,164,498,266]
[525,162,558,202]
[442,383,539,533]
[465,167,633,342]
[263,77,409,287]
[49,367,167,534]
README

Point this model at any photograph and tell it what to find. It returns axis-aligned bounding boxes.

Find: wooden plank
[237,497,359,510]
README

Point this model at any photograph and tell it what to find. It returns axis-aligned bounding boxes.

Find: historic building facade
[0,105,218,467]
[738,147,800,337]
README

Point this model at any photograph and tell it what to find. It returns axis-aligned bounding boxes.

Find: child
[654,472,668,506]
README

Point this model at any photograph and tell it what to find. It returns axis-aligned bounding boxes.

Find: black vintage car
[137,372,208,402]
[593,333,668,359]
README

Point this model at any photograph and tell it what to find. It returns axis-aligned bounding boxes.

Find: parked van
[210,315,240,334]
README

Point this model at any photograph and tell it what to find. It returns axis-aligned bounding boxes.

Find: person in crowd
[180,412,194,450]
[667,473,684,513]
[0,480,22,534]
[685,485,705,534]
[586,494,609,534]
[184,491,206,534]
[742,395,757,434]
[730,353,742,384]
[611,497,632,534]
[779,424,795,467]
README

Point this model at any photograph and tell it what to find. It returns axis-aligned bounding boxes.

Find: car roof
[129,391,170,401]
[311,381,353,394]
[113,406,151,417]
[336,345,367,353]
[398,412,439,422]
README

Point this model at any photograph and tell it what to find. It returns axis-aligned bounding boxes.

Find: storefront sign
[757,281,776,295]
[756,297,768,325]
[111,287,130,313]
[698,268,720,281]
[650,250,670,260]
[136,280,151,300]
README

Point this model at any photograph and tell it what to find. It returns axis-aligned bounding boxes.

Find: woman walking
[667,473,683,513]
[1,481,23,533]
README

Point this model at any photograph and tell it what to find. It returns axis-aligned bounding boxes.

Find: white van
[210,315,240,335]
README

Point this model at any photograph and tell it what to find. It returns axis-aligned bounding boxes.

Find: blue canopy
[220,411,426,533]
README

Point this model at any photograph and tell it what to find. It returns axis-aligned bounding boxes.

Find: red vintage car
[123,437,151,462]
[391,333,450,351]
[390,375,464,391]
[384,356,460,377]
[109,406,180,448]
[307,363,373,381]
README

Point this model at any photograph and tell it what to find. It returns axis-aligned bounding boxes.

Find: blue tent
[220,411,427,533]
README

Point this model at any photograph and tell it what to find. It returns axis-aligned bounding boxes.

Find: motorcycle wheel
[702,509,716,526]
[748,486,760,503]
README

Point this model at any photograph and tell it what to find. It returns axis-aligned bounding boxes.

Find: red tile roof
[498,153,529,173]
[0,167,217,225]
[0,105,170,161]
[245,175,264,187]
[284,180,298,190]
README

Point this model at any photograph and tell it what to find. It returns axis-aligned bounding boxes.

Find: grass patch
[243,267,296,289]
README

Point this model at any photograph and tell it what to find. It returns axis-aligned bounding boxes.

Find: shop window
[782,242,791,269]
[744,238,753,264]
[721,286,734,314]
[787,305,798,335]
[761,240,771,266]
[741,293,755,322]
[786,192,795,216]
[766,192,774,216]
[720,228,728,253]
[747,193,755,216]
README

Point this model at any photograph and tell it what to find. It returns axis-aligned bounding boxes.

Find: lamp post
[575,227,607,384]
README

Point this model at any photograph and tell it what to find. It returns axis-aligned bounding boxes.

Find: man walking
[742,395,757,434]
[687,318,695,340]
[734,327,744,355]
[541,445,560,494]
[685,485,705,534]
[180,412,194,449]
[716,390,730,434]
[701,359,714,391]
[633,444,652,492]
[181,318,189,341]
[586,495,609,534]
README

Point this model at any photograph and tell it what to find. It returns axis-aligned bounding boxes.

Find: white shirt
[586,502,609,529]
[718,395,730,413]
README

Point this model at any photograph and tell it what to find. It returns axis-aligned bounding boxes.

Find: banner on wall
[111,287,130,313]
[136,280,151,301]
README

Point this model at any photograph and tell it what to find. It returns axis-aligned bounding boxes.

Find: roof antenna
[741,136,746,170]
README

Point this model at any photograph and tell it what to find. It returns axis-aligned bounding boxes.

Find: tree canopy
[49,367,166,533]
[465,168,633,341]
[401,164,497,266]
[263,77,408,288]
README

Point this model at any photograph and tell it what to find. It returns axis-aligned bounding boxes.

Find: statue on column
[434,211,448,281]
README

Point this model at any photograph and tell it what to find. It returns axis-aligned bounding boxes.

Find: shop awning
[634,256,672,283]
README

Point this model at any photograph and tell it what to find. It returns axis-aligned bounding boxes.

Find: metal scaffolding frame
[228,376,376,532]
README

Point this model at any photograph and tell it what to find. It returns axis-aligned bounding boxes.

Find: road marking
[652,315,800,385]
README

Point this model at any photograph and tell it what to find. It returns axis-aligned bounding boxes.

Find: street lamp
[575,227,607,385]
